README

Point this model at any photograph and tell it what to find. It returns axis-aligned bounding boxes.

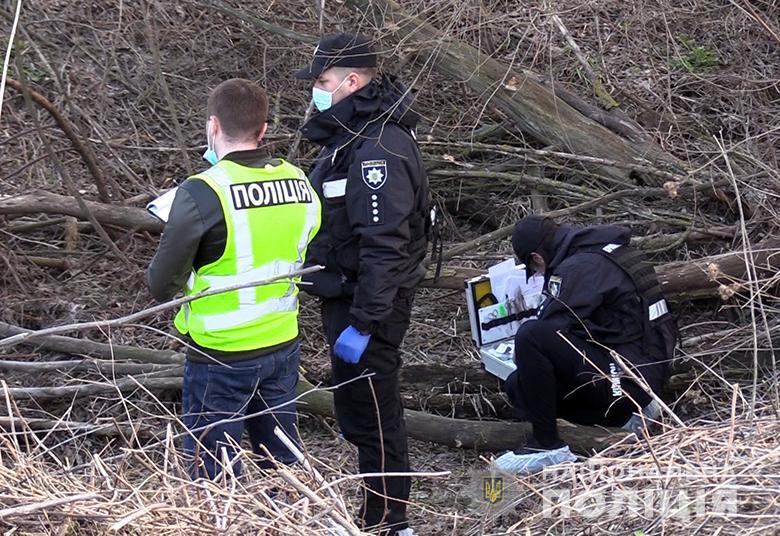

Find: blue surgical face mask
[202,120,218,166]
[312,75,351,112]
[202,148,218,166]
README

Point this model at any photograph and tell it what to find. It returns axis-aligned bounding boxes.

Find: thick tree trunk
[0,192,163,233]
[346,0,686,185]
[298,377,624,453]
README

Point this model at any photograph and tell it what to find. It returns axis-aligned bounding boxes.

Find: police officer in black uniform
[495,216,677,474]
[295,33,429,536]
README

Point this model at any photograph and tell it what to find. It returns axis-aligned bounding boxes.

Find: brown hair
[207,78,268,142]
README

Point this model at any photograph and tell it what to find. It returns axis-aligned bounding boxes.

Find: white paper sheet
[487,260,545,310]
[487,259,521,306]
[146,187,178,223]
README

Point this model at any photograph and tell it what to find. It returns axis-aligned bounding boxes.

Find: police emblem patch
[548,275,562,298]
[361,160,387,190]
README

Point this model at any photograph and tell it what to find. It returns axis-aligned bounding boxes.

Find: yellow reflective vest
[174,158,321,352]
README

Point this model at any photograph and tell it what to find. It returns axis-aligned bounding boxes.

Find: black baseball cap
[511,215,557,275]
[294,32,377,80]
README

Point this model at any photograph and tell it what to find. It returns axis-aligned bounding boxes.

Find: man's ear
[348,72,363,93]
[209,115,221,138]
[257,122,268,143]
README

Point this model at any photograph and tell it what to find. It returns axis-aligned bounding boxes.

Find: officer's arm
[537,257,614,332]
[146,186,203,302]
[345,144,416,331]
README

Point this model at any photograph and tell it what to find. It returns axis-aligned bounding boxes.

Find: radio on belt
[465,258,545,380]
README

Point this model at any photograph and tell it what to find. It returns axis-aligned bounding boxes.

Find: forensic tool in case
[465,259,544,380]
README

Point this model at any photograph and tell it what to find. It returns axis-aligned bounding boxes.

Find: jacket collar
[222,149,280,168]
[301,74,420,147]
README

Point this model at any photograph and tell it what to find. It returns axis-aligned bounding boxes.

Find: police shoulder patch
[361,160,387,190]
[548,275,562,298]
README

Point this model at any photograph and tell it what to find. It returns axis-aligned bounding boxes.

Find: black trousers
[504,320,651,448]
[321,291,414,534]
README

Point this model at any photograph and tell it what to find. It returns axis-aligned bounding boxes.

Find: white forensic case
[465,259,544,380]
[479,340,517,380]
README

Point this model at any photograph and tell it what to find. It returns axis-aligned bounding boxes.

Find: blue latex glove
[334,325,371,364]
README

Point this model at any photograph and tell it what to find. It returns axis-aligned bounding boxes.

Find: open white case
[465,259,544,380]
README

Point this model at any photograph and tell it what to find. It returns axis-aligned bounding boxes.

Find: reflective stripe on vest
[200,259,299,291]
[201,295,299,331]
[175,160,321,350]
[203,166,285,318]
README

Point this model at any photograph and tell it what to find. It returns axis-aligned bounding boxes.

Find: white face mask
[311,75,351,112]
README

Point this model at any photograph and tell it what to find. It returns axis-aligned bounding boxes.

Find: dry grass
[480,406,780,534]
[0,414,364,534]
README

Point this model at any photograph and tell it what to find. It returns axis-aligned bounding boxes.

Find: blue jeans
[182,341,301,479]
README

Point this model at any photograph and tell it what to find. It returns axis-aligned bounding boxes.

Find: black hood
[301,74,420,146]
[547,224,632,273]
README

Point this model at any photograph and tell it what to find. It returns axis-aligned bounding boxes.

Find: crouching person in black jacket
[495,216,677,474]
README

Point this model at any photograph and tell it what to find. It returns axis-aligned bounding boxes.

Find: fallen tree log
[298,377,624,454]
[0,358,179,376]
[0,370,625,453]
[0,192,164,233]
[0,326,625,453]
[0,321,183,365]
[658,238,780,295]
[421,236,780,296]
[1,375,182,401]
[222,0,686,185]
[307,363,514,420]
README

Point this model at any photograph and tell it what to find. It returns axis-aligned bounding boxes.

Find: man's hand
[334,325,371,364]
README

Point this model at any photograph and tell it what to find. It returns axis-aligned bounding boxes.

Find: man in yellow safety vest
[147,78,321,478]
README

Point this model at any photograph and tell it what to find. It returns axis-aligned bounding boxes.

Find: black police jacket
[536,224,671,391]
[299,75,430,334]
